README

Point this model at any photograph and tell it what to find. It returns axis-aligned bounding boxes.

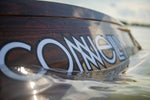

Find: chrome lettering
[64,36,105,72]
[0,34,129,80]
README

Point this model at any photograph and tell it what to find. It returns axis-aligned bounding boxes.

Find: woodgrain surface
[0,0,121,25]
[0,0,139,75]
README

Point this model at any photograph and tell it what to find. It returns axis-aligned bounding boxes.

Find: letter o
[37,39,73,75]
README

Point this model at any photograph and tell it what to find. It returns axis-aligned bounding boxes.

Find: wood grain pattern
[0,0,121,25]
[0,0,139,75]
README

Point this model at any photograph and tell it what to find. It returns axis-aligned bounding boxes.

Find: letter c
[0,42,47,81]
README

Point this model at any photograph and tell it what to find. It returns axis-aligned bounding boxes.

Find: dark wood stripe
[0,0,121,25]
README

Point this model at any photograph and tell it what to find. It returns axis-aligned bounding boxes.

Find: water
[29,26,150,100]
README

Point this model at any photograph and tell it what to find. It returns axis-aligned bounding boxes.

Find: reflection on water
[0,26,150,100]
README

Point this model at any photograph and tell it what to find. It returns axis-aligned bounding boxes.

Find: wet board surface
[0,0,140,81]
[0,0,142,100]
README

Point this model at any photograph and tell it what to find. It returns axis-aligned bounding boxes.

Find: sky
[40,0,150,24]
